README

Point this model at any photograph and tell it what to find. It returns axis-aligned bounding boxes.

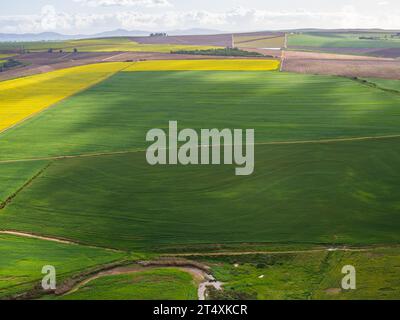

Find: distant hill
[4,28,400,43]
[167,28,224,36]
[90,29,149,38]
[0,28,224,42]
[0,32,73,42]
[281,28,400,33]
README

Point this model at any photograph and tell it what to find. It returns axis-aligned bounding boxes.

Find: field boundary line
[257,134,400,145]
[280,49,285,72]
[235,34,285,45]
[350,77,400,96]
[0,230,124,252]
[0,230,74,245]
[0,162,52,210]
[0,62,134,137]
[1,133,400,165]
[102,52,127,61]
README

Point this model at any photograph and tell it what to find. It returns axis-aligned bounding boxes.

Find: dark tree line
[171,47,268,57]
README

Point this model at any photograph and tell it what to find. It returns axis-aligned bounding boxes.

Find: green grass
[194,248,400,300]
[57,268,197,300]
[313,248,400,300]
[0,38,218,53]
[1,71,400,162]
[196,252,329,300]
[288,32,400,48]
[0,234,126,298]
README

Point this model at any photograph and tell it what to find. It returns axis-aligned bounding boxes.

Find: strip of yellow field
[0,54,14,59]
[0,62,130,133]
[123,59,280,71]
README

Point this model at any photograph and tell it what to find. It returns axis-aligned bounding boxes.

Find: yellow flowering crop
[0,54,13,59]
[0,62,130,133]
[123,59,280,71]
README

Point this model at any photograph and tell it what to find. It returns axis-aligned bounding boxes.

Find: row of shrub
[171,47,269,57]
[0,58,23,71]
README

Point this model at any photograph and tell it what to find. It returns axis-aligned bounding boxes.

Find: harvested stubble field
[1,59,400,299]
[282,50,400,79]
[234,34,285,49]
[131,34,233,47]
[289,46,400,58]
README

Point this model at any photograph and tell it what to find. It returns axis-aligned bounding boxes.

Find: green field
[288,32,400,48]
[0,234,125,298]
[0,161,48,202]
[0,71,399,251]
[58,268,197,300]
[1,71,400,161]
[1,138,400,250]
[1,68,400,299]
[0,37,218,53]
[193,248,400,300]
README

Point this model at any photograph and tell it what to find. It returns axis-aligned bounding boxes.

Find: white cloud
[378,1,389,6]
[74,0,172,8]
[1,5,400,34]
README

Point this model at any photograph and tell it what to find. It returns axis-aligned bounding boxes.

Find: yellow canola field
[123,59,280,71]
[0,54,13,59]
[0,62,130,133]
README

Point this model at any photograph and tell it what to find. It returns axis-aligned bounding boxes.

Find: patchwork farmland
[1,29,400,301]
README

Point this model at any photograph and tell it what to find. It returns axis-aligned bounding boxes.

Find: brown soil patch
[325,288,342,295]
[290,46,400,59]
[283,50,400,79]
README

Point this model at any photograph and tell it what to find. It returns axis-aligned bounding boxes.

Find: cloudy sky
[1,0,399,34]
